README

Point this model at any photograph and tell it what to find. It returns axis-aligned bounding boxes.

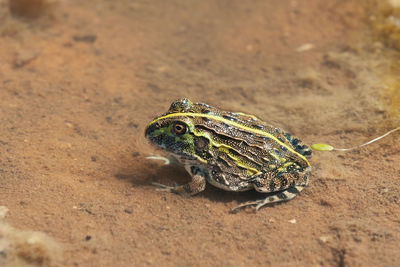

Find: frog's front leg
[146,155,183,166]
[152,165,207,196]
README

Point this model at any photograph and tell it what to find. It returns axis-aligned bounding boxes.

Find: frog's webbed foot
[151,182,179,193]
[230,199,276,213]
[152,171,206,197]
[152,182,177,193]
[230,185,306,213]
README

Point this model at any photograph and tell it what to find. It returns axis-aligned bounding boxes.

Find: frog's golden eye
[172,122,187,135]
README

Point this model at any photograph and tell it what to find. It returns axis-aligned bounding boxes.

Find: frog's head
[145,99,197,161]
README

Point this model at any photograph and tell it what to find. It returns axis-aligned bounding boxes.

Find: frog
[144,99,312,212]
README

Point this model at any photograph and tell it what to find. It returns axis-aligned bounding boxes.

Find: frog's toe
[146,156,171,165]
[255,201,268,211]
[146,155,182,166]
[230,201,259,213]
[152,182,175,192]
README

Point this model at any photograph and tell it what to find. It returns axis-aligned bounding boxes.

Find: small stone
[319,236,331,243]
[84,208,93,215]
[113,97,123,104]
[128,122,138,128]
[73,34,97,43]
[124,208,133,214]
[288,218,296,224]
[59,142,72,149]
[0,206,9,219]
[65,121,73,128]
[147,83,160,92]
[296,43,314,52]
[14,50,40,68]
[19,198,31,205]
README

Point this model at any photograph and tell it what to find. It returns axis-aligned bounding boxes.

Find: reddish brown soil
[0,0,399,266]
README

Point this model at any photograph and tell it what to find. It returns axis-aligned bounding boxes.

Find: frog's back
[164,100,311,176]
[219,110,313,161]
[192,102,311,163]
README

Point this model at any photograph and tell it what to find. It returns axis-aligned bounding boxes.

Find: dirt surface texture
[0,0,399,266]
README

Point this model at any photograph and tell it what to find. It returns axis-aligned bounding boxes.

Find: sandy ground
[0,0,399,266]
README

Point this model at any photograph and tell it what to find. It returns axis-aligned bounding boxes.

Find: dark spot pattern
[194,136,208,150]
[287,186,300,194]
[191,166,200,175]
[269,179,277,191]
[283,132,312,157]
[276,192,288,200]
[223,115,238,122]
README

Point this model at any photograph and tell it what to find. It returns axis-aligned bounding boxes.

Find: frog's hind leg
[230,184,307,213]
[230,170,310,213]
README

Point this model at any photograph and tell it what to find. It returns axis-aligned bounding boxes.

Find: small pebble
[128,122,138,128]
[124,208,133,214]
[296,43,314,52]
[65,121,73,128]
[0,206,9,219]
[14,50,40,68]
[319,236,331,243]
[73,34,97,43]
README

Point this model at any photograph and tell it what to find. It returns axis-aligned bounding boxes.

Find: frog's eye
[172,122,187,135]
